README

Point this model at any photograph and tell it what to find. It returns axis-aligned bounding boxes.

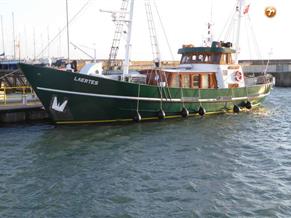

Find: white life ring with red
[235,71,243,82]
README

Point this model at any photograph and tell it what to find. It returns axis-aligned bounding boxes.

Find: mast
[123,0,134,75]
[66,0,70,64]
[17,33,20,61]
[234,0,244,63]
[207,0,213,46]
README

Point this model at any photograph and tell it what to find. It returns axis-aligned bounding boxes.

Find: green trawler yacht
[19,0,273,124]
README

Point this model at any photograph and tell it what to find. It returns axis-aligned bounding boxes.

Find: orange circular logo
[265,6,276,18]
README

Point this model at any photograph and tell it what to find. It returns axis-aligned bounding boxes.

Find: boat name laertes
[74,76,99,86]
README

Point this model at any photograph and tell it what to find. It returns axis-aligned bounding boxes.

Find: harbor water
[1,87,291,217]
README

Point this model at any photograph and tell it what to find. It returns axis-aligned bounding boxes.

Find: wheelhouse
[178,41,235,65]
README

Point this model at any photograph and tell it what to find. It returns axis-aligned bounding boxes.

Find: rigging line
[76,43,95,51]
[180,84,185,107]
[218,5,236,41]
[162,70,172,100]
[152,0,174,61]
[145,0,161,62]
[246,15,262,61]
[70,42,95,60]
[36,0,91,59]
[136,83,140,112]
[244,17,252,59]
[221,11,236,42]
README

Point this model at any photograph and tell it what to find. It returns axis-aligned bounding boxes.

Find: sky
[0,0,289,61]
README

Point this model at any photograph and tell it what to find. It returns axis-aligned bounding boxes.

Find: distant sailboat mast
[12,12,16,60]
[1,15,5,58]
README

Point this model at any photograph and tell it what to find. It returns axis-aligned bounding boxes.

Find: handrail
[0,85,37,105]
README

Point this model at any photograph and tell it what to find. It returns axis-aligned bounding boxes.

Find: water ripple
[0,88,291,217]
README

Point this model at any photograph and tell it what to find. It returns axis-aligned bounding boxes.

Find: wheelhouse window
[192,75,200,88]
[216,53,233,64]
[227,54,234,64]
[169,73,217,89]
[200,74,209,89]
[181,53,214,64]
[171,74,179,87]
[181,55,192,64]
[212,54,221,64]
[181,74,190,88]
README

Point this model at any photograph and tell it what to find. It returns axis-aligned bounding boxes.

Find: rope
[136,84,140,112]
[246,15,263,62]
[154,69,163,110]
[244,17,252,59]
[218,5,237,42]
[162,70,172,100]
[153,0,175,61]
[179,77,185,108]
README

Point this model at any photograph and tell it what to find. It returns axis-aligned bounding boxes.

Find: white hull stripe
[37,87,270,103]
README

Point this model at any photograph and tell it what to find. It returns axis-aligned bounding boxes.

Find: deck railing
[0,86,39,105]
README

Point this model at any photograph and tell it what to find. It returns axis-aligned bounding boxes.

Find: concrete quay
[240,59,291,87]
[0,94,48,123]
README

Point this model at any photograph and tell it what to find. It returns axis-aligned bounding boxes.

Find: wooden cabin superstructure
[144,41,245,90]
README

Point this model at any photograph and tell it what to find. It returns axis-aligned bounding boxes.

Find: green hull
[19,64,272,124]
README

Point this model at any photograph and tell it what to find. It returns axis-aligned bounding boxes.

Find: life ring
[235,71,243,82]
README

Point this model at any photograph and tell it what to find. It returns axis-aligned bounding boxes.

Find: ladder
[107,0,130,71]
[144,0,161,67]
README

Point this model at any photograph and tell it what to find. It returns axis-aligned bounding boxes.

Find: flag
[243,4,250,14]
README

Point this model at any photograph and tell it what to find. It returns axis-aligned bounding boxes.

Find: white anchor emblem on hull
[51,96,68,112]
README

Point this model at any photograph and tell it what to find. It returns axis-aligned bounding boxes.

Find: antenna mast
[234,0,244,63]
[206,0,213,46]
